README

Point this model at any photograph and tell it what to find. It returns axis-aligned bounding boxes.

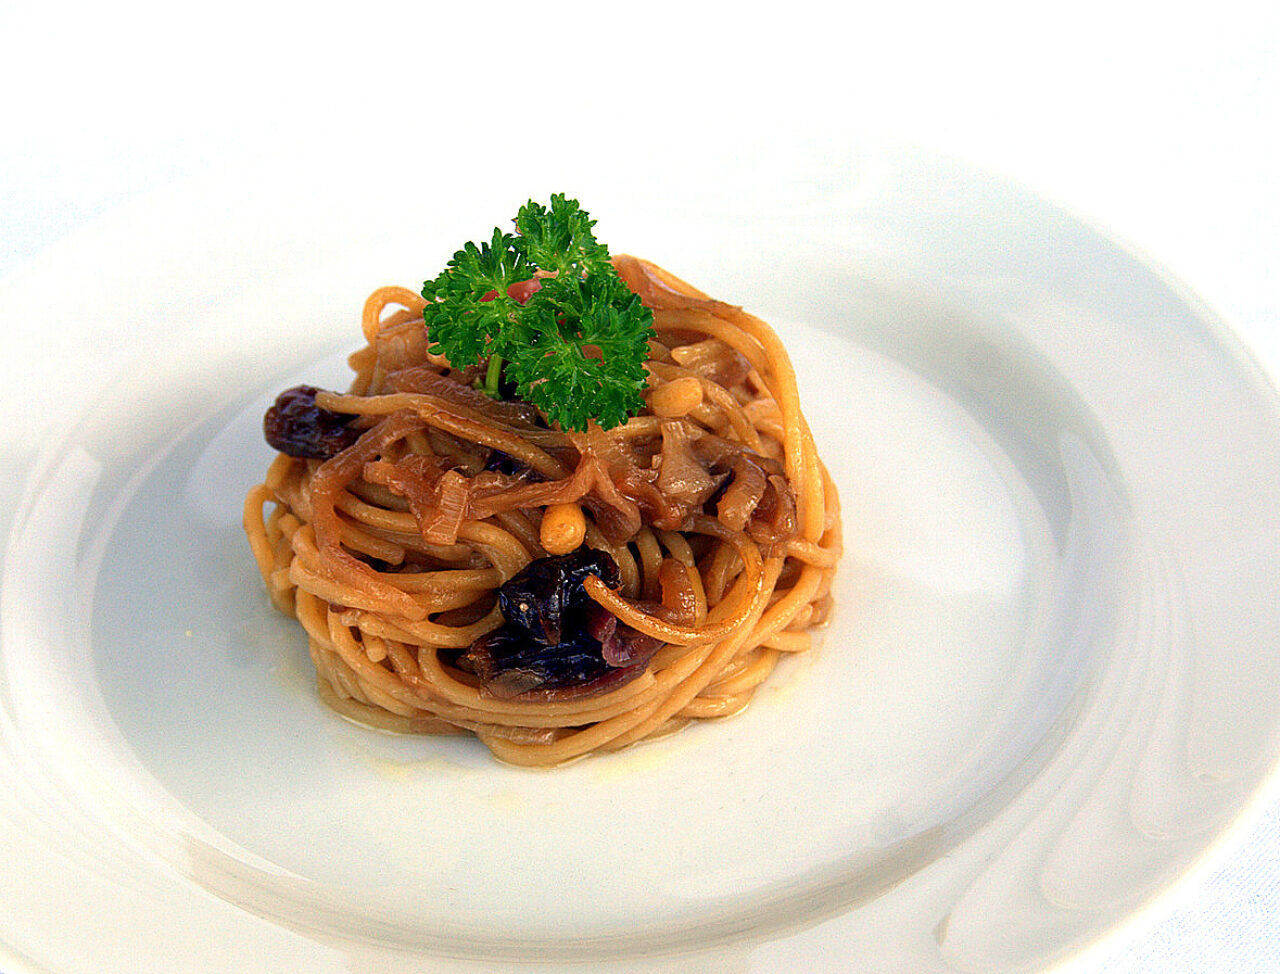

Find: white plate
[2,138,1279,974]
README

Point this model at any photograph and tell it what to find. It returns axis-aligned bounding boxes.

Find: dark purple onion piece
[482,449,522,475]
[585,601,618,645]
[498,548,621,646]
[456,548,660,697]
[599,625,663,668]
[461,624,613,698]
[263,385,361,459]
[482,448,549,479]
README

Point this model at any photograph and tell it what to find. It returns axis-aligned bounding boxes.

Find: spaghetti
[244,256,841,766]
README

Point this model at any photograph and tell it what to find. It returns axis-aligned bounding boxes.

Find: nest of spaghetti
[244,256,841,766]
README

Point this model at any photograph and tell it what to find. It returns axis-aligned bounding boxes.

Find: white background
[1,1,1276,971]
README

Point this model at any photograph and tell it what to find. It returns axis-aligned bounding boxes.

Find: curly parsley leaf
[512,195,612,274]
[420,227,533,368]
[420,196,654,432]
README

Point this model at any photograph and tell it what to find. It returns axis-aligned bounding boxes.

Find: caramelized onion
[371,318,430,375]
[716,454,768,531]
[656,421,720,522]
[750,473,799,544]
[658,558,699,626]
[422,469,470,545]
[669,338,751,389]
[388,365,544,429]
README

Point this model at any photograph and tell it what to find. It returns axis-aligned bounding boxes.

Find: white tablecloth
[2,1,1276,970]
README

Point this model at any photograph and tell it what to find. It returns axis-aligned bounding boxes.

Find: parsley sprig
[420,195,654,432]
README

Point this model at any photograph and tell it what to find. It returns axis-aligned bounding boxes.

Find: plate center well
[65,302,1105,948]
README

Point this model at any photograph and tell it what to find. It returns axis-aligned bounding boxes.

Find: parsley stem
[483,353,504,398]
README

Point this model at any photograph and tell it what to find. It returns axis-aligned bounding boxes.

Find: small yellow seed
[648,376,704,417]
[540,502,587,555]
